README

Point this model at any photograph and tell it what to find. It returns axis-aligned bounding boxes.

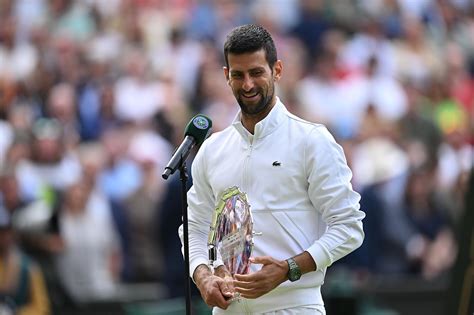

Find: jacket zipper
[243,143,253,193]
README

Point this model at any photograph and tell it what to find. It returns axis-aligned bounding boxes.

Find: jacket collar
[232,97,286,141]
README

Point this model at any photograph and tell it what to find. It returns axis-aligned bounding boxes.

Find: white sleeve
[178,141,218,281]
[305,126,365,271]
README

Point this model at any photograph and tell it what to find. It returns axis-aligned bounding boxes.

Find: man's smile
[241,91,260,101]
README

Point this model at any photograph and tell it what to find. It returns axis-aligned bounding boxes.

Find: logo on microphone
[193,116,209,130]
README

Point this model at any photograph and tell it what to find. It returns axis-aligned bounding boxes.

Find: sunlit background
[0,0,472,314]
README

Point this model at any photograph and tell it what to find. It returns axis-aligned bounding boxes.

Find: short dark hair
[223,24,277,69]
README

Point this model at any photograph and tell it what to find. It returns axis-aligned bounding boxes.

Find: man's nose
[242,75,255,91]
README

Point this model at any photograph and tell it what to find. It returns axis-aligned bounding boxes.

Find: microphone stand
[179,161,192,315]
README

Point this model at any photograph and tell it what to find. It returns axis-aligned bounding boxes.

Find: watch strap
[286,257,302,282]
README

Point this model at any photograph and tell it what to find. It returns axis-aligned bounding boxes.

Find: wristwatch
[286,257,302,282]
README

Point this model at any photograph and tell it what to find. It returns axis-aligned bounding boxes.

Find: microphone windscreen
[184,114,212,146]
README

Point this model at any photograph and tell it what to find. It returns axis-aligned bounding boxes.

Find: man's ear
[273,60,282,82]
[223,66,230,84]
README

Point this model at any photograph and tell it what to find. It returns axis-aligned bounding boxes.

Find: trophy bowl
[208,186,253,276]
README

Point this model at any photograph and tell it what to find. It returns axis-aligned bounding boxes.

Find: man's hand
[194,265,234,309]
[233,256,288,299]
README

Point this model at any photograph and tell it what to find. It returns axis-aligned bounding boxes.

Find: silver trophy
[208,186,254,276]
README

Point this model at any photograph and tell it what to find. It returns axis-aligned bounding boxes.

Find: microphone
[162,114,212,180]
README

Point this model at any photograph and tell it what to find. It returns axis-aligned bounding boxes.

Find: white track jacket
[182,98,365,314]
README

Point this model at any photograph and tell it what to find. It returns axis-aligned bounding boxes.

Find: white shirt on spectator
[0,43,38,81]
[56,189,120,303]
[114,77,165,123]
[15,153,82,201]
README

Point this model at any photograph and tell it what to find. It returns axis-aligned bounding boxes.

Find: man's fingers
[207,288,231,309]
[217,279,233,297]
[234,272,263,282]
[200,277,233,309]
[234,273,251,281]
[250,256,273,265]
[233,279,254,289]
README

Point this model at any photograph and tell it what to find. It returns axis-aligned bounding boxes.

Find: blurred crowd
[0,0,472,313]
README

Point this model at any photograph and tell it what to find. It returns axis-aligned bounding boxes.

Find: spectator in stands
[397,81,443,169]
[98,127,142,203]
[0,14,39,83]
[14,118,81,203]
[121,129,172,283]
[0,206,50,315]
[55,178,121,303]
[402,166,457,279]
[45,83,80,148]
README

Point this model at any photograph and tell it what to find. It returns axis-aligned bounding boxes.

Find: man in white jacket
[181,24,365,314]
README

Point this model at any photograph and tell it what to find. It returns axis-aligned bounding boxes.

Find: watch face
[289,268,302,281]
[287,258,302,282]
